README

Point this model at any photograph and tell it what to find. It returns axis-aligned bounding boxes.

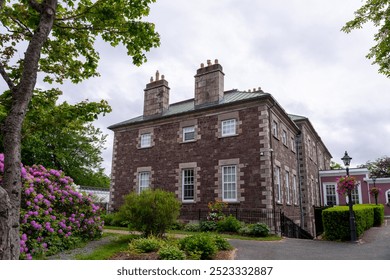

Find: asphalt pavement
[230,219,390,260]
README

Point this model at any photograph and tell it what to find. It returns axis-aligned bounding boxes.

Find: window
[183,126,195,142]
[285,171,291,204]
[222,165,237,201]
[139,172,150,192]
[140,133,151,148]
[324,183,337,206]
[386,190,390,205]
[272,121,278,138]
[182,169,195,201]
[275,166,281,203]
[291,137,296,152]
[221,119,236,137]
[351,188,360,204]
[282,130,287,146]
[293,175,298,205]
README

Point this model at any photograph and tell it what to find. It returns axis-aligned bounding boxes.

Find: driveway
[230,219,390,260]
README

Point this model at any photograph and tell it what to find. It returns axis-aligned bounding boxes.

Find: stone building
[108,60,332,235]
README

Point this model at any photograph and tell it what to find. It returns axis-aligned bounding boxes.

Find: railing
[280,212,313,239]
[180,208,279,233]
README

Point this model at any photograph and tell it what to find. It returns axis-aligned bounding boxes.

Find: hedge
[322,204,384,241]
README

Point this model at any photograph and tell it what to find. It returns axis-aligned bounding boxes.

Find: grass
[75,234,138,260]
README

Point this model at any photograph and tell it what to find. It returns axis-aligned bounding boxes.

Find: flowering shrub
[207,200,227,221]
[336,176,359,196]
[0,154,103,260]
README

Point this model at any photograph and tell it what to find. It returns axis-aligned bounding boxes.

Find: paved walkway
[229,219,390,260]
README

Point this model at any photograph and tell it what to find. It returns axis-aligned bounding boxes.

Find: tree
[0,0,160,260]
[330,161,343,170]
[342,1,390,77]
[0,88,112,188]
[358,156,390,177]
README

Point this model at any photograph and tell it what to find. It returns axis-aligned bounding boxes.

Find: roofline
[319,168,369,177]
[108,92,275,130]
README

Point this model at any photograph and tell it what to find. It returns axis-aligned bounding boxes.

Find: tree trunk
[0,0,57,260]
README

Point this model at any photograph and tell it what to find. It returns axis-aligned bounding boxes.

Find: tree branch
[0,63,15,90]
[55,0,102,21]
[28,0,43,13]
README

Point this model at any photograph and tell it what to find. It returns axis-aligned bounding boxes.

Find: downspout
[267,103,277,234]
[295,132,304,227]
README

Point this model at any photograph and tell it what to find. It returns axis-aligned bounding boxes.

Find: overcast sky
[3,0,390,175]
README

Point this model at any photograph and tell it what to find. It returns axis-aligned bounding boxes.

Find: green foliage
[129,236,163,253]
[0,89,112,188]
[216,215,242,233]
[199,220,218,232]
[0,0,160,86]
[118,189,181,237]
[179,233,219,260]
[102,212,129,228]
[239,223,270,237]
[213,234,233,251]
[322,204,385,241]
[183,222,201,232]
[358,156,390,178]
[342,1,390,77]
[158,244,186,260]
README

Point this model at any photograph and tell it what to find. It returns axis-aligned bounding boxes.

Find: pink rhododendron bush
[0,154,103,260]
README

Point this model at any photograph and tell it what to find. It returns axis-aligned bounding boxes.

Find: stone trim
[216,111,242,138]
[133,166,154,193]
[177,119,201,143]
[175,162,201,203]
[214,158,245,203]
[137,127,155,149]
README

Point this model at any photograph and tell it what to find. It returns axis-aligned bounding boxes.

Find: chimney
[143,71,170,117]
[194,59,224,107]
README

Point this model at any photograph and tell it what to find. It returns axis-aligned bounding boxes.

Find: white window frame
[293,175,298,205]
[285,171,291,204]
[386,190,390,205]
[182,169,195,201]
[221,119,236,137]
[291,137,296,152]
[275,166,281,203]
[139,171,150,193]
[183,126,195,142]
[222,165,237,201]
[140,133,152,148]
[282,130,287,146]
[272,120,278,138]
[323,183,338,206]
[345,183,362,204]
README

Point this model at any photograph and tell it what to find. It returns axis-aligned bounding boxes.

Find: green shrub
[118,189,181,237]
[129,236,163,253]
[213,234,233,250]
[179,233,218,260]
[322,204,385,241]
[158,244,186,260]
[102,212,129,227]
[199,220,217,232]
[239,222,269,237]
[216,215,241,233]
[183,222,201,232]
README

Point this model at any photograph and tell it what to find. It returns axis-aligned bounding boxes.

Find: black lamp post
[341,151,357,242]
[371,175,378,205]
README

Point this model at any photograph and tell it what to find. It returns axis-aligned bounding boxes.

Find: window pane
[222,119,236,136]
[182,169,194,201]
[325,184,336,206]
[222,165,236,200]
[140,133,151,148]
[139,172,150,192]
[183,126,195,142]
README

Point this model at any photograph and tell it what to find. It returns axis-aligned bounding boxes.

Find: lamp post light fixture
[341,151,357,242]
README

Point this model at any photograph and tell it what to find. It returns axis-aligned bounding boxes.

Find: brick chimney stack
[143,71,170,117]
[194,59,224,107]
